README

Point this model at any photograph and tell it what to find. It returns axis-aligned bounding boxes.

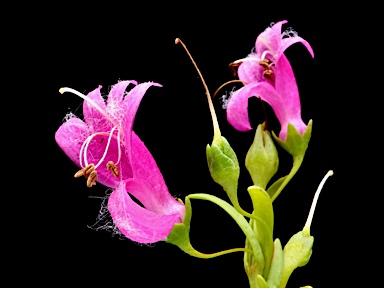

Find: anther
[74,164,98,187]
[74,164,95,178]
[87,170,98,187]
[259,59,274,81]
[106,161,119,178]
[229,62,242,77]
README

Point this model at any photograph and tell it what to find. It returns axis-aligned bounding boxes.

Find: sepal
[272,120,312,159]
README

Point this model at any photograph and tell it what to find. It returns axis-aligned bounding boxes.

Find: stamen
[106,161,119,178]
[115,128,122,165]
[59,87,118,127]
[260,50,274,61]
[74,164,95,178]
[229,62,242,77]
[303,170,334,236]
[87,170,98,187]
[212,80,247,99]
[91,126,118,169]
[175,38,221,140]
[259,58,275,82]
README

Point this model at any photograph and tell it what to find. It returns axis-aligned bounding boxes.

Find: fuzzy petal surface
[129,132,185,218]
[108,182,182,244]
[255,20,287,56]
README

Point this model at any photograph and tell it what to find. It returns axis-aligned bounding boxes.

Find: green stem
[189,193,265,272]
[271,155,303,202]
[178,245,253,259]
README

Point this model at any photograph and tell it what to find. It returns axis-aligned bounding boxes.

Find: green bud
[279,231,314,288]
[246,122,279,189]
[206,136,240,206]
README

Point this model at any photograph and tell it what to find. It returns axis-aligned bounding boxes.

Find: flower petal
[83,85,113,132]
[278,36,314,61]
[274,55,307,139]
[129,132,185,218]
[55,116,90,167]
[226,82,284,132]
[255,20,287,56]
[108,182,182,243]
[122,82,162,162]
[106,80,137,112]
[237,55,264,84]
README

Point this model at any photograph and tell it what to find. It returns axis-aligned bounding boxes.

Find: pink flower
[226,20,314,140]
[56,81,185,243]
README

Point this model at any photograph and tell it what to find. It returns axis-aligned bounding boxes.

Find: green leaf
[267,239,284,288]
[248,186,274,278]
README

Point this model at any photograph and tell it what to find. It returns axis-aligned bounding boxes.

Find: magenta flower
[56,81,185,243]
[226,20,314,140]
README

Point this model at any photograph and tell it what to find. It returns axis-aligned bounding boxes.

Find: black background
[20,3,351,287]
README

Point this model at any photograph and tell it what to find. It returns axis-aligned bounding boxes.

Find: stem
[182,246,253,259]
[271,155,303,202]
[188,193,265,273]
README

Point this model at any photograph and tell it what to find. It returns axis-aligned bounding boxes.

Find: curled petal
[255,20,288,55]
[278,36,314,61]
[108,182,183,244]
[226,82,283,132]
[237,56,264,84]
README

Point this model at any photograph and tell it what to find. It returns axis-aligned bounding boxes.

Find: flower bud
[206,136,240,197]
[246,122,279,189]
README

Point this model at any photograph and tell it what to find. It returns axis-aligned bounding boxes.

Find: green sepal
[272,120,312,159]
[279,231,314,288]
[266,239,284,288]
[248,186,274,278]
[165,197,195,255]
[246,122,279,189]
[267,121,312,202]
